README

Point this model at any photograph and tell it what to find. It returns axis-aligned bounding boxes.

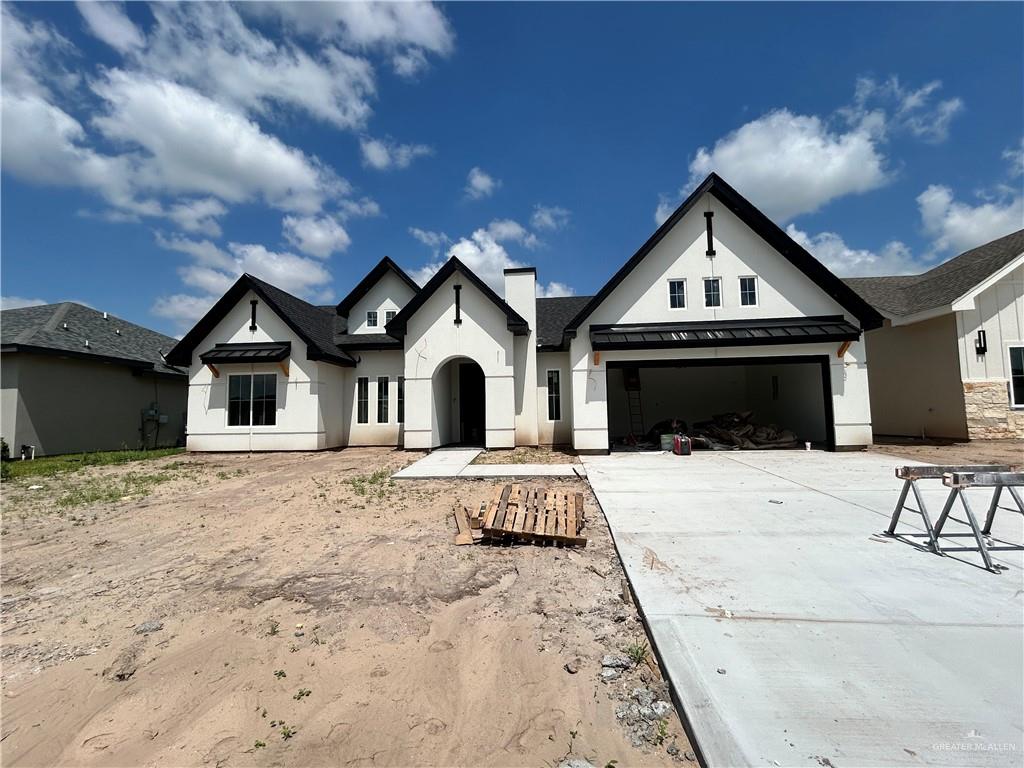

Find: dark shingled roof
[536,296,592,349]
[845,229,1024,317]
[1,302,185,376]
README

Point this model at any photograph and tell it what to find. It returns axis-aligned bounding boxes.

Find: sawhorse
[935,471,1024,573]
[886,465,1010,553]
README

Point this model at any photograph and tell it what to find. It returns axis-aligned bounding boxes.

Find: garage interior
[607,357,833,450]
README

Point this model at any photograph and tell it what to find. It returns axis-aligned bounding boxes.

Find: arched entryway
[433,357,486,446]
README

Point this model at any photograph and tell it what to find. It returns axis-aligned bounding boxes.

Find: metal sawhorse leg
[934,471,1024,574]
[886,465,1009,554]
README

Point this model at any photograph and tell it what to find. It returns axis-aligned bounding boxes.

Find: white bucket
[660,434,674,451]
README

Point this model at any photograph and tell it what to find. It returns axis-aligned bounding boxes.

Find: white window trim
[738,275,759,307]
[377,375,390,424]
[703,276,722,308]
[1008,344,1024,408]
[385,309,397,325]
[366,310,378,328]
[356,376,370,424]
[667,278,687,310]
[545,369,563,422]
[225,372,278,429]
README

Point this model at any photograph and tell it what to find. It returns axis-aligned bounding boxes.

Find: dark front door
[459,363,485,445]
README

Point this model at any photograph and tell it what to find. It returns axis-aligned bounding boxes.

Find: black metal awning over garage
[590,315,860,351]
[199,341,291,363]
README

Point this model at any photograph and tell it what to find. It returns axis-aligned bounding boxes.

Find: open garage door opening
[607,356,835,451]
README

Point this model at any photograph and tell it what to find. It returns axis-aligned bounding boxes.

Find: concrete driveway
[582,450,1024,767]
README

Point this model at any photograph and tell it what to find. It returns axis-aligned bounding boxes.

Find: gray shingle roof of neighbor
[844,228,1024,317]
[1,302,186,376]
[536,296,592,349]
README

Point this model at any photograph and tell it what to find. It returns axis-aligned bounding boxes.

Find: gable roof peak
[335,255,420,317]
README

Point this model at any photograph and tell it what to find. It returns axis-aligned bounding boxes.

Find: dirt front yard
[1,449,692,767]
[869,438,1024,469]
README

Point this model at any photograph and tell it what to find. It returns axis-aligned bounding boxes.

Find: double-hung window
[547,370,562,421]
[357,377,369,424]
[703,277,721,308]
[668,279,686,309]
[385,310,397,325]
[377,376,389,423]
[1010,346,1024,407]
[228,374,276,426]
[739,276,758,306]
[366,311,378,328]
[397,376,405,423]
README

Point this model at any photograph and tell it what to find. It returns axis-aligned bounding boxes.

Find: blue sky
[2,1,1022,336]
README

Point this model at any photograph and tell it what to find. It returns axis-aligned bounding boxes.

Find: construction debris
[453,484,587,547]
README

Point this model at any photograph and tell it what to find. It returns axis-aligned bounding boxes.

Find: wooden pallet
[473,483,587,547]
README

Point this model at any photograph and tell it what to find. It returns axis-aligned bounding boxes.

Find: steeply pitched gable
[335,256,420,318]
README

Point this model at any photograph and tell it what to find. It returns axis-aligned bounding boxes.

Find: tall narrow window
[366,311,378,328]
[228,375,251,426]
[385,310,396,325]
[397,376,405,424]
[251,374,277,425]
[377,376,389,423]
[704,277,721,308]
[357,377,369,423]
[668,279,686,309]
[739,276,758,306]
[547,370,561,421]
[1010,346,1024,407]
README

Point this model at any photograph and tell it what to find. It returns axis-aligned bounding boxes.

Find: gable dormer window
[366,310,378,328]
[385,310,396,325]
[703,277,721,308]
[668,279,686,309]
[739,276,758,306]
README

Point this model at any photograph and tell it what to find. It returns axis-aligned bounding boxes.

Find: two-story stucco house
[166,174,884,452]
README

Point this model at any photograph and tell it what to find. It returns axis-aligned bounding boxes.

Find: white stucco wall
[568,193,872,450]
[185,290,346,451]
[505,270,539,445]
[348,271,417,334]
[345,350,405,446]
[401,270,517,449]
[955,264,1024,383]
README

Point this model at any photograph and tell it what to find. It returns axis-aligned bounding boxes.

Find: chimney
[504,267,538,445]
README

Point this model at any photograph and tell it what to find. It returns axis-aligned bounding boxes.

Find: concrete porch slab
[393,448,585,479]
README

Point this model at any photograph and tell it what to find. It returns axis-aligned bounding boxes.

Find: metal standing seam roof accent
[589,315,861,350]
[199,341,292,363]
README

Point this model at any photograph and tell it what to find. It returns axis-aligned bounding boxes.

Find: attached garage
[606,357,834,450]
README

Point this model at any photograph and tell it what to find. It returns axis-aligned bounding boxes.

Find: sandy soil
[471,447,580,466]
[869,439,1023,470]
[1,449,691,767]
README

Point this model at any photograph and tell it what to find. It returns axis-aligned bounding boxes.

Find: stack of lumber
[452,483,587,547]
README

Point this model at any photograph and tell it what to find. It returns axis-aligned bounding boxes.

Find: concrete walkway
[393,447,585,479]
[582,450,1024,767]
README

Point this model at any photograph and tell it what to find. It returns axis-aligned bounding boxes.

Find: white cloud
[661,109,888,224]
[844,76,964,144]
[91,69,342,213]
[785,225,918,277]
[360,136,432,170]
[1,296,49,310]
[166,198,227,238]
[154,232,233,269]
[917,184,1024,257]
[486,219,538,249]
[241,1,455,77]
[409,227,450,256]
[536,282,575,298]
[1004,139,1024,178]
[531,205,570,231]
[151,293,219,327]
[75,1,144,54]
[282,214,351,258]
[339,197,382,219]
[465,166,501,200]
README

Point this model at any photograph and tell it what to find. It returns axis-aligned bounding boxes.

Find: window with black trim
[228,374,276,426]
[385,310,396,325]
[1010,346,1024,407]
[668,279,686,309]
[366,311,378,328]
[739,276,758,306]
[547,370,561,421]
[703,277,721,308]
[397,376,405,423]
[357,377,369,423]
[377,376,389,423]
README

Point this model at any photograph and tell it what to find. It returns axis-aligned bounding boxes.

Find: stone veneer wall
[963,380,1024,439]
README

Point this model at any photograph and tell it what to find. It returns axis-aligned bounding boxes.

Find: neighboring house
[1,302,187,456]
[846,229,1024,440]
[166,173,883,453]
